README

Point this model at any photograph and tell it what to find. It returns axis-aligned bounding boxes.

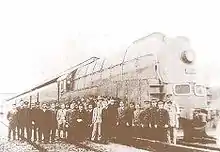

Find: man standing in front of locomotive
[86,103,94,140]
[20,101,32,141]
[66,103,75,143]
[91,100,103,142]
[156,100,170,142]
[126,102,135,143]
[116,101,127,142]
[106,99,118,141]
[101,100,109,143]
[56,103,67,140]
[132,103,143,137]
[149,98,158,140]
[166,99,179,144]
[64,103,70,140]
[31,102,42,142]
[75,104,87,140]
[139,100,151,139]
[39,103,51,143]
[7,103,18,141]
[16,104,23,141]
[65,103,70,111]
[49,103,57,143]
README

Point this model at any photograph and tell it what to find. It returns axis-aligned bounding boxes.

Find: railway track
[0,121,104,152]
[0,121,48,152]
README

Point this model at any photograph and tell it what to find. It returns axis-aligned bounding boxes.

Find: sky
[0,0,220,101]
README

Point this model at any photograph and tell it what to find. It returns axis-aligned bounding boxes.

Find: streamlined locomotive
[7,33,208,140]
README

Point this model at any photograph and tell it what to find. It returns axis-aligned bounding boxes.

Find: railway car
[7,33,209,141]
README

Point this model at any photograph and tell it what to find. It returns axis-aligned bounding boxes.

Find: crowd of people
[6,94,180,145]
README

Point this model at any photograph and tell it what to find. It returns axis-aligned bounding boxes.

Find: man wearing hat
[39,103,51,143]
[7,103,18,141]
[30,102,42,142]
[165,94,179,144]
[156,100,169,142]
[165,94,180,116]
[105,98,118,141]
[149,98,158,140]
[139,100,151,139]
[16,102,23,140]
[20,101,32,141]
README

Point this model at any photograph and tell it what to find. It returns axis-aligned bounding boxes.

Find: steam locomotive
[7,33,209,141]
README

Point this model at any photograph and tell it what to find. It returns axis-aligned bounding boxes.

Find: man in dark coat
[139,100,151,139]
[101,101,109,142]
[125,102,135,141]
[66,103,78,143]
[86,103,93,139]
[49,103,58,142]
[149,98,158,140]
[7,103,18,140]
[75,104,87,141]
[132,103,143,137]
[16,104,22,140]
[156,100,169,142]
[20,101,32,141]
[106,99,118,140]
[39,103,51,143]
[31,102,42,142]
[116,101,128,142]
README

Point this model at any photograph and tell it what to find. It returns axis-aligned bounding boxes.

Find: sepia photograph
[1,0,220,151]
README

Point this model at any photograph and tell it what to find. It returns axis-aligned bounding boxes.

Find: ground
[0,115,150,152]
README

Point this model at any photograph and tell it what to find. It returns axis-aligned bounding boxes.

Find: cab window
[194,85,206,96]
[174,84,190,95]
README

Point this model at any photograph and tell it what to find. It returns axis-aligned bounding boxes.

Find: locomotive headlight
[181,50,195,63]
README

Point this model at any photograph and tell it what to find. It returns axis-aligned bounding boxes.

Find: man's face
[110,100,114,105]
[145,102,150,108]
[119,101,124,107]
[74,104,78,109]
[97,101,101,108]
[61,104,65,109]
[167,102,172,108]
[23,104,28,108]
[51,103,55,109]
[70,104,74,109]
[158,103,164,109]
[166,95,172,101]
[102,101,108,109]
[135,104,140,110]
[129,103,135,109]
[151,101,157,107]
[88,104,93,110]
[79,105,83,111]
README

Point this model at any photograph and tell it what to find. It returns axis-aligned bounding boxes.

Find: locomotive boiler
[7,33,208,140]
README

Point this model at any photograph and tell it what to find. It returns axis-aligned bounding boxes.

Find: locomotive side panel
[36,82,58,103]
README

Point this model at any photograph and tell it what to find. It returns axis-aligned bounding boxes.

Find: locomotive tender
[7,33,208,140]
